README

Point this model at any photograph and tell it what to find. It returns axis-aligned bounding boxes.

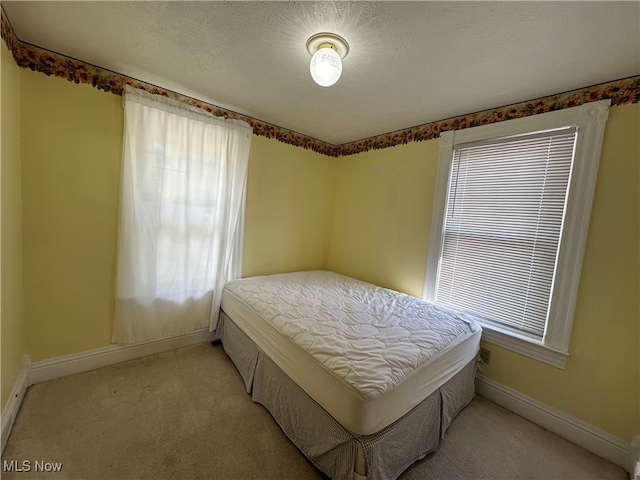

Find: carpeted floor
[1,343,628,480]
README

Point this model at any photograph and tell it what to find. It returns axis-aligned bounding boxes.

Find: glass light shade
[310,47,342,87]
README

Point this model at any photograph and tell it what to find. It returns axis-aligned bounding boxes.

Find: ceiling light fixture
[306,33,349,87]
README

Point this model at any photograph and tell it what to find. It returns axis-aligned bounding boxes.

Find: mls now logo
[3,460,63,472]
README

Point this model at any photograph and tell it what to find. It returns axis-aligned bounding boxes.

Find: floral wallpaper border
[2,9,639,158]
[335,76,639,157]
[0,10,337,157]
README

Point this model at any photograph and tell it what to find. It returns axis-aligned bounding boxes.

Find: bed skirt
[215,309,478,480]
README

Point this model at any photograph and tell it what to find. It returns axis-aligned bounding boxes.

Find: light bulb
[310,46,342,87]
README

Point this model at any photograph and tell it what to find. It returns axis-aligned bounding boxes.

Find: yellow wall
[18,69,334,362]
[242,135,334,277]
[20,71,123,361]
[327,140,439,298]
[1,42,26,410]
[327,103,640,441]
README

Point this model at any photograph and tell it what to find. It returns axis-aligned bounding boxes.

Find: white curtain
[112,86,252,344]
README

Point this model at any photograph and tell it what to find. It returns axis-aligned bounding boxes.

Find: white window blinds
[435,127,577,340]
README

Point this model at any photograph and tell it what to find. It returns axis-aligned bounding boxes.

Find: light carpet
[1,343,628,480]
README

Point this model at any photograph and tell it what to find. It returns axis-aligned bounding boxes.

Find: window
[112,86,252,344]
[146,140,237,293]
[424,100,610,368]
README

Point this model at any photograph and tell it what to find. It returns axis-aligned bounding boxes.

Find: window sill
[479,323,568,369]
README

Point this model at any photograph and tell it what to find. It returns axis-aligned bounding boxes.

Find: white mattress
[221,270,481,435]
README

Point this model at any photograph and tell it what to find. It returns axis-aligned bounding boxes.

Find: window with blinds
[425,100,610,367]
[435,127,577,340]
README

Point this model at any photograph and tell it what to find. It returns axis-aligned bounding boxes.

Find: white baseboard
[2,330,216,455]
[1,355,32,454]
[476,374,632,473]
[631,436,640,480]
[31,329,216,384]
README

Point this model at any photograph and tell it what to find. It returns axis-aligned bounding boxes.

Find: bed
[215,270,482,480]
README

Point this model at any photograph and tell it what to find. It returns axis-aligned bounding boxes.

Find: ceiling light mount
[306,32,349,87]
[306,33,349,59]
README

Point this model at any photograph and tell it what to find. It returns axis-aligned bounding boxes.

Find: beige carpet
[1,343,627,480]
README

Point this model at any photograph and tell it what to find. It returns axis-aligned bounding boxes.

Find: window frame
[423,99,610,368]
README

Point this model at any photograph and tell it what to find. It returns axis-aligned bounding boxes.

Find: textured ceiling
[3,1,639,145]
